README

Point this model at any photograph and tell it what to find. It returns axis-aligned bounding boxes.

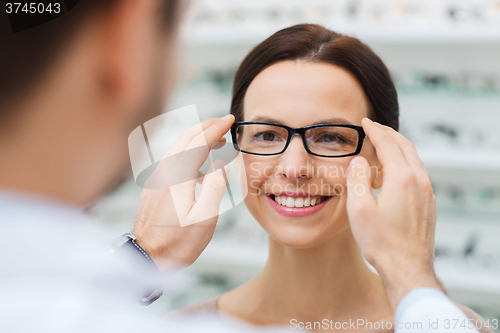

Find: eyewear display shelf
[177,13,500,319]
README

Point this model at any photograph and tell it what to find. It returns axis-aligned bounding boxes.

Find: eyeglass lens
[235,124,360,156]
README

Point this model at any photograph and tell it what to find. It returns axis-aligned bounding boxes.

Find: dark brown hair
[230,24,399,131]
[0,0,179,119]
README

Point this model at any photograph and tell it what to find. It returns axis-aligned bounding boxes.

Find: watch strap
[111,233,163,305]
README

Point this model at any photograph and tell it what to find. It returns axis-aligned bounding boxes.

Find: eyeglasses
[231,122,366,158]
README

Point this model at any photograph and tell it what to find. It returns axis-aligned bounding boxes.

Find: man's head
[0,0,182,206]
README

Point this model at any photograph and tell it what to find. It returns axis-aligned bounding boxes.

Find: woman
[178,24,491,332]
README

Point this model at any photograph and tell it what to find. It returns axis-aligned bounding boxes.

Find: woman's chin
[265,223,340,249]
[270,234,325,249]
[266,219,351,249]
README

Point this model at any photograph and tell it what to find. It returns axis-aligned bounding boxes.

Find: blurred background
[90,0,500,328]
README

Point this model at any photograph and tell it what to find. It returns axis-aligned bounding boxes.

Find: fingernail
[212,159,228,173]
[363,118,373,123]
[349,157,365,169]
[222,114,233,121]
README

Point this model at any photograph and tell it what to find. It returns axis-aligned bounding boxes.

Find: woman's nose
[278,136,313,179]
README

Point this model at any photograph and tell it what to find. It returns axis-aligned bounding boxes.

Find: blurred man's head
[0,0,182,206]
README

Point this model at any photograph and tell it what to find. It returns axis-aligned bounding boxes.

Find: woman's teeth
[273,196,323,207]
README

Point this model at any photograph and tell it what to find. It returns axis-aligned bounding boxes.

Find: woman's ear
[371,157,383,190]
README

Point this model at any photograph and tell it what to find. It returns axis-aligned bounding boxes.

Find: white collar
[0,188,95,229]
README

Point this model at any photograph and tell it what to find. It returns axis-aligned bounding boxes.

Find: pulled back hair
[230,24,399,131]
[0,0,179,120]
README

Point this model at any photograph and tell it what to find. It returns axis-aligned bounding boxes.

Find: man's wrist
[134,234,191,270]
[110,233,164,305]
[377,260,445,311]
[132,228,169,262]
[133,234,160,260]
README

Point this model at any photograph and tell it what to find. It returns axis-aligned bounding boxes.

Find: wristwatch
[110,233,163,305]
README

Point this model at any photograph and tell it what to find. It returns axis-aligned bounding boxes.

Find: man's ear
[97,0,161,108]
[371,158,383,190]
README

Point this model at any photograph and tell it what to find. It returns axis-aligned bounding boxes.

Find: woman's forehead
[243,61,370,127]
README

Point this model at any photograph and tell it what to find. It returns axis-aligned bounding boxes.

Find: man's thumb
[184,160,229,226]
[346,157,376,220]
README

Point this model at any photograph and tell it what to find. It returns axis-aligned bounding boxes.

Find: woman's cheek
[244,159,263,192]
[240,158,264,210]
[248,179,263,195]
[315,160,351,195]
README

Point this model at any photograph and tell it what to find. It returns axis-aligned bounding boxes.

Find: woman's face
[240,60,380,248]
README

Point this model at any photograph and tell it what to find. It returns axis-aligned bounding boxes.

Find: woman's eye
[262,133,275,141]
[255,132,280,141]
[318,133,342,143]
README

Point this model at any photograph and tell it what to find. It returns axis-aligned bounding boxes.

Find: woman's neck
[220,228,393,326]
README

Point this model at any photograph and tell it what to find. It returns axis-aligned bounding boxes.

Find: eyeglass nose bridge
[289,127,306,136]
[285,128,310,154]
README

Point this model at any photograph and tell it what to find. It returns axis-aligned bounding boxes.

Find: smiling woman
[175,24,492,333]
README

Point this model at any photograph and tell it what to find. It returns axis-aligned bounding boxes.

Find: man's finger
[165,118,220,160]
[362,118,409,176]
[186,161,230,226]
[177,115,234,171]
[196,170,205,185]
[210,138,227,150]
[184,115,234,152]
[195,158,230,185]
[373,122,430,181]
[346,156,376,224]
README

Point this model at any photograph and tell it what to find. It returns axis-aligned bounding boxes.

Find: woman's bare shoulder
[455,303,495,333]
[169,296,221,316]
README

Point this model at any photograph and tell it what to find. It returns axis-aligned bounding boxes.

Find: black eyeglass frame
[230,121,367,158]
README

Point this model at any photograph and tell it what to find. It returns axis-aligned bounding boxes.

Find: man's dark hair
[0,0,179,122]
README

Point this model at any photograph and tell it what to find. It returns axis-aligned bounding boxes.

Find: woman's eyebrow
[250,116,286,125]
[311,118,354,126]
[249,116,354,126]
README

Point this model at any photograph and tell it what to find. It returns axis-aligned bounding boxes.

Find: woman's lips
[265,195,332,217]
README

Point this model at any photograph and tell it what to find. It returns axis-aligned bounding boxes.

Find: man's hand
[132,115,234,269]
[346,117,444,311]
